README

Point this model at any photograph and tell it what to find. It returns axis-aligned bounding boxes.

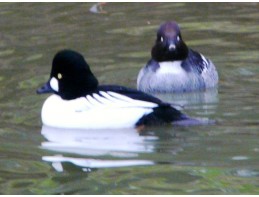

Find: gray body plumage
[137,52,218,93]
[137,21,219,93]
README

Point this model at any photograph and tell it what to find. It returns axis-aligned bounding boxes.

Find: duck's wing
[182,49,209,74]
[97,85,167,106]
[89,85,201,126]
[96,85,188,124]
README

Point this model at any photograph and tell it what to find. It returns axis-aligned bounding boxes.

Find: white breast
[41,92,158,129]
[157,61,185,75]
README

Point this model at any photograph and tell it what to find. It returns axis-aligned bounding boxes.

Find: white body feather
[157,61,186,75]
[41,91,158,129]
[137,58,218,93]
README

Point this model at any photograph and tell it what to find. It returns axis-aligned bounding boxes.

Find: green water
[0,2,258,194]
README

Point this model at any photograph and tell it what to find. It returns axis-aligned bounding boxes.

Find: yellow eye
[57,73,62,79]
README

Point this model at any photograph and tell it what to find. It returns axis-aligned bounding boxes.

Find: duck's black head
[37,49,99,100]
[151,21,189,62]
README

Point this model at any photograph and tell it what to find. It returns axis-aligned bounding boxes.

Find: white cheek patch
[50,77,59,92]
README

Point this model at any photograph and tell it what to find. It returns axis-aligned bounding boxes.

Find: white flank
[41,91,158,129]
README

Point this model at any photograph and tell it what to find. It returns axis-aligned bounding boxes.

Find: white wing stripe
[107,91,136,102]
[86,95,103,107]
[201,54,209,66]
[83,91,158,109]
[83,97,95,108]
[99,91,128,105]
[92,93,113,105]
[107,91,158,108]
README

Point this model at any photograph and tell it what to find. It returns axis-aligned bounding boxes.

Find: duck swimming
[37,49,203,129]
[137,21,219,93]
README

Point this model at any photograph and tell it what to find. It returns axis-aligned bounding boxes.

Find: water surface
[0,2,259,194]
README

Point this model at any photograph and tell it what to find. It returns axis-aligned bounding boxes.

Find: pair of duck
[37,21,219,129]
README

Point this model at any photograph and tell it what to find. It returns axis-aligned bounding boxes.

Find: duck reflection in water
[40,126,157,172]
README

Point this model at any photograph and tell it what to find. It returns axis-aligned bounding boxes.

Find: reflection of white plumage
[41,126,155,170]
[43,156,154,171]
[41,126,157,155]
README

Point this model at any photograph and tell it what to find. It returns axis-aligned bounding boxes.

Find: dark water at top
[0,2,258,194]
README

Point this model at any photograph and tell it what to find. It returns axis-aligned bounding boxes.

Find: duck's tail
[136,105,215,127]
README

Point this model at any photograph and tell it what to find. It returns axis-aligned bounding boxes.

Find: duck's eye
[177,36,180,42]
[57,73,62,80]
[160,36,164,42]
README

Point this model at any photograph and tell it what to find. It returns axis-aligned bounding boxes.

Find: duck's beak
[167,39,176,51]
[37,80,54,94]
[168,43,176,51]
